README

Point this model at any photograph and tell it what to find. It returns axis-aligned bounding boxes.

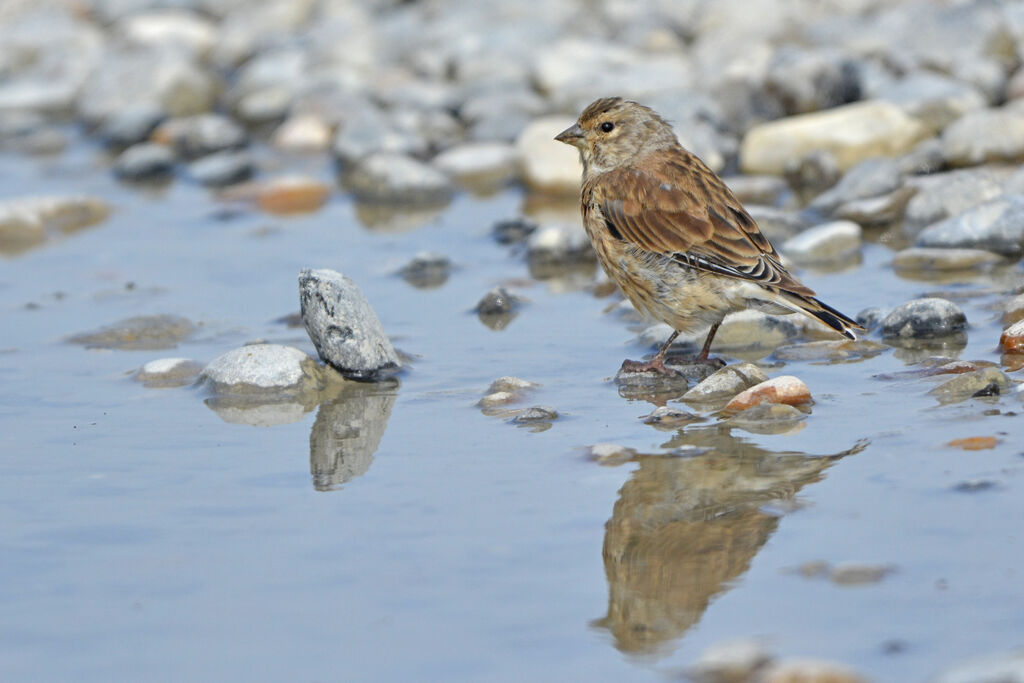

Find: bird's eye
[600,121,615,133]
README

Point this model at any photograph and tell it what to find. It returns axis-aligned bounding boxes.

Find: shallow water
[2,135,1024,682]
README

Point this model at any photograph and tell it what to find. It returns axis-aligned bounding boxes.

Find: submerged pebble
[929,367,1013,404]
[759,658,868,683]
[135,357,204,388]
[642,405,698,427]
[68,314,196,350]
[298,268,400,381]
[687,638,773,683]
[1000,320,1024,353]
[724,376,812,414]
[187,150,254,187]
[492,216,538,245]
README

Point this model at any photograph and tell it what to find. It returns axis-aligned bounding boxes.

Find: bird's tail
[771,289,864,340]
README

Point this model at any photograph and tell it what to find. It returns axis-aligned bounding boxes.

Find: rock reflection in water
[594,426,866,656]
[309,381,398,491]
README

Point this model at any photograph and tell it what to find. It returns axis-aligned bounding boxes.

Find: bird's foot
[620,357,680,376]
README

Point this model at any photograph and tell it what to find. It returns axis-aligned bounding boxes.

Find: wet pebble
[476,286,522,317]
[432,142,519,190]
[135,357,203,388]
[855,307,887,332]
[487,376,539,394]
[512,405,559,426]
[67,314,196,350]
[515,115,582,195]
[478,391,517,409]
[724,376,812,414]
[1000,321,1024,353]
[682,362,768,403]
[642,405,698,427]
[932,647,1024,683]
[759,658,868,683]
[492,216,538,245]
[929,367,1012,404]
[614,362,710,402]
[880,298,967,340]
[914,194,1024,257]
[891,247,1004,272]
[941,106,1024,167]
[399,251,451,289]
[187,150,254,187]
[344,152,454,206]
[298,268,400,381]
[740,100,929,175]
[113,142,175,181]
[780,220,861,264]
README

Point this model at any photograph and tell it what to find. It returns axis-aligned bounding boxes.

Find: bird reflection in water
[592,424,866,656]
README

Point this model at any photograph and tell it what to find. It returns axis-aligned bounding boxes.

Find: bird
[555,97,863,375]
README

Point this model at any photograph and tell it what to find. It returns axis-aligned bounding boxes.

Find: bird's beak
[554,123,584,146]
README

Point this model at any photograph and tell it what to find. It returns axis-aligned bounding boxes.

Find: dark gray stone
[476,287,521,316]
[809,158,903,214]
[99,104,166,148]
[399,252,451,289]
[881,298,967,340]
[114,143,175,180]
[187,150,254,187]
[344,152,454,205]
[492,217,538,245]
[162,114,248,160]
[298,268,401,381]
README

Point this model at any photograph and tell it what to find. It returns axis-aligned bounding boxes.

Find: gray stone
[899,138,946,176]
[725,403,808,435]
[331,105,429,165]
[187,150,254,187]
[68,314,196,351]
[833,187,916,226]
[99,104,166,148]
[929,367,1013,404]
[764,47,860,115]
[892,247,1005,272]
[933,647,1024,683]
[881,298,967,340]
[135,357,203,388]
[781,221,862,264]
[830,563,894,586]
[784,150,841,197]
[915,195,1024,257]
[399,251,451,289]
[856,307,887,332]
[744,206,810,242]
[876,72,987,133]
[298,268,400,381]
[682,362,768,403]
[809,158,903,214]
[114,143,175,181]
[722,174,790,207]
[942,107,1024,167]
[344,152,454,206]
[903,168,1008,237]
[462,88,549,143]
[642,405,698,427]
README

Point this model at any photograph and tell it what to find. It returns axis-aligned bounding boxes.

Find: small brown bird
[556,97,862,374]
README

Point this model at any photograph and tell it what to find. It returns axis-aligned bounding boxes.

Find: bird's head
[555,97,676,174]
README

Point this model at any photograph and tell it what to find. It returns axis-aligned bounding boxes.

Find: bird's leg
[693,321,723,365]
[621,330,680,375]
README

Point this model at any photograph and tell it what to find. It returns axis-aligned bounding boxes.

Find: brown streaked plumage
[555,97,863,374]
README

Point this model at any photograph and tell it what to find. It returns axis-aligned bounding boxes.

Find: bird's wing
[589,149,815,297]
